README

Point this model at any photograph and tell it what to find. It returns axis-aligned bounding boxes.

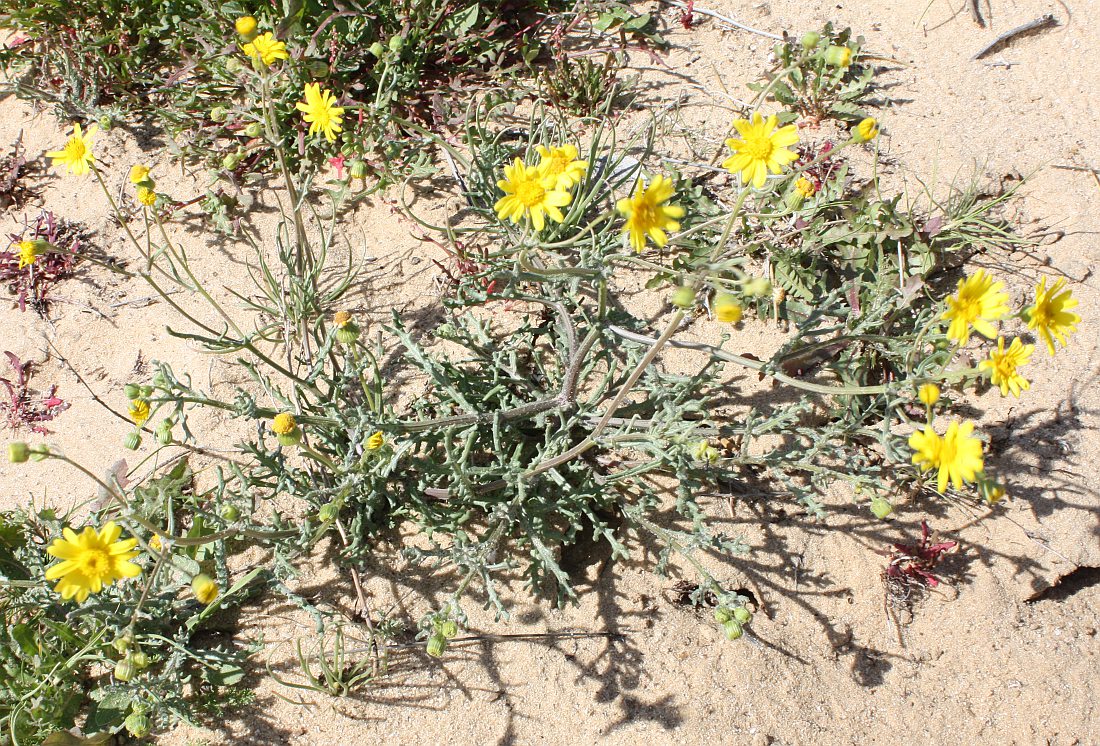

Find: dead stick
[972,14,1057,60]
[968,0,984,27]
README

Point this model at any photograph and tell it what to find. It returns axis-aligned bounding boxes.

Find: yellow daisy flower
[534,144,588,190]
[17,240,38,269]
[909,420,984,494]
[129,399,151,427]
[365,431,385,450]
[272,412,297,435]
[46,122,98,176]
[191,574,220,605]
[615,174,685,252]
[136,186,157,206]
[854,117,879,142]
[917,383,941,407]
[794,177,816,198]
[295,83,344,143]
[129,164,151,184]
[494,158,572,231]
[1024,276,1080,356]
[235,16,257,38]
[979,336,1033,398]
[714,293,742,323]
[45,522,141,603]
[942,270,1009,345]
[721,113,799,189]
[242,32,288,67]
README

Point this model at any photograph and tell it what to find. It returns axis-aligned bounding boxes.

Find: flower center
[78,549,111,577]
[744,135,775,161]
[67,140,86,159]
[515,181,546,208]
[545,155,567,176]
[1030,300,1052,327]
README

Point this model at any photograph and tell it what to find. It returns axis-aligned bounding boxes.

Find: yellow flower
[136,186,157,206]
[854,117,879,142]
[129,399,151,427]
[714,293,742,323]
[191,574,220,605]
[534,144,588,190]
[909,420,984,494]
[721,113,799,189]
[942,270,1009,345]
[45,122,98,176]
[17,240,38,269]
[333,310,352,328]
[129,164,151,184]
[981,480,1006,505]
[45,522,141,603]
[242,32,288,66]
[1024,276,1080,356]
[365,431,385,450]
[295,83,344,143]
[494,158,572,231]
[149,534,163,552]
[794,177,816,198]
[918,383,940,407]
[234,16,257,38]
[979,336,1033,398]
[615,174,684,252]
[272,412,297,435]
[825,45,853,67]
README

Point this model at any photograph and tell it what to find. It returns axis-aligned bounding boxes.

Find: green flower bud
[307,60,330,78]
[225,57,244,75]
[244,122,263,138]
[112,633,132,654]
[349,159,367,179]
[439,620,459,639]
[124,711,151,738]
[723,620,744,641]
[114,658,137,682]
[220,504,240,521]
[801,31,821,49]
[210,106,229,123]
[825,45,853,67]
[671,285,696,309]
[870,497,894,520]
[318,502,339,522]
[732,607,752,624]
[388,35,404,53]
[155,421,173,445]
[426,633,446,658]
[369,42,386,57]
[129,650,150,670]
[222,152,242,171]
[713,606,732,624]
[29,444,49,462]
[152,370,169,388]
[123,432,142,451]
[8,442,29,464]
[124,383,141,399]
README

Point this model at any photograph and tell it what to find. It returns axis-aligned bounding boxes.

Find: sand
[2,0,1097,743]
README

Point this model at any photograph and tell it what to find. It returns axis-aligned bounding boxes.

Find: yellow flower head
[825,45,853,67]
[242,32,288,66]
[979,336,1033,398]
[494,158,572,232]
[272,412,297,435]
[191,574,220,605]
[534,144,588,190]
[714,292,742,323]
[129,164,151,184]
[136,186,157,207]
[295,83,344,143]
[45,522,141,603]
[721,113,799,189]
[149,534,163,552]
[129,399,151,427]
[333,310,352,328]
[1024,276,1080,356]
[365,431,385,450]
[46,122,98,176]
[909,419,984,494]
[942,270,1009,345]
[794,177,816,198]
[854,117,879,142]
[917,383,941,407]
[235,15,257,38]
[17,240,38,269]
[615,174,684,252]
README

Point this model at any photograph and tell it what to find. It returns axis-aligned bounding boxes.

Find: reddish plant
[884,520,957,589]
[1,210,83,312]
[0,352,69,433]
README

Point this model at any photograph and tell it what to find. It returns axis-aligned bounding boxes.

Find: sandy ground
[2,0,1098,743]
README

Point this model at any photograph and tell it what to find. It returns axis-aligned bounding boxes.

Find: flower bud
[426,633,446,658]
[671,285,696,309]
[225,57,244,75]
[220,504,240,521]
[801,31,821,49]
[129,650,150,670]
[307,60,330,78]
[112,634,132,654]
[114,659,136,682]
[124,383,141,399]
[439,620,459,639]
[318,502,339,522]
[388,35,404,53]
[733,607,752,624]
[222,152,242,171]
[723,620,744,640]
[713,293,742,324]
[155,421,173,445]
[349,159,368,179]
[235,15,258,39]
[369,42,386,58]
[210,106,229,123]
[918,383,940,407]
[713,607,732,624]
[692,440,720,464]
[870,497,894,520]
[825,45,853,67]
[8,442,29,463]
[852,117,879,143]
[742,276,772,297]
[123,432,142,451]
[364,431,385,451]
[191,574,220,605]
[124,711,151,738]
[129,164,151,185]
[244,122,263,138]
